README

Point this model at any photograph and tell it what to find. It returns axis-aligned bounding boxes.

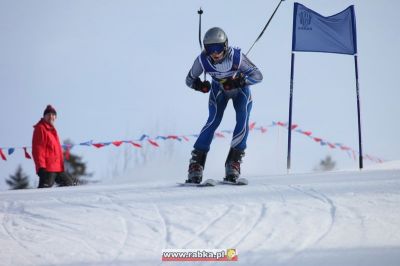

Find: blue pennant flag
[292,3,357,55]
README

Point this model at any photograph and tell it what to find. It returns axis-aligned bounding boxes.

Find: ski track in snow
[93,193,131,263]
[1,202,44,264]
[289,185,337,242]
[1,167,400,265]
[286,184,337,258]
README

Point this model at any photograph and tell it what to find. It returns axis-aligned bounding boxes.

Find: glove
[192,78,211,93]
[221,74,246,91]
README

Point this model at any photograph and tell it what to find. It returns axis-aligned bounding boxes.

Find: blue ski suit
[186,47,263,152]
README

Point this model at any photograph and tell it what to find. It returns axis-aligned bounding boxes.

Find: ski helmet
[203,27,228,55]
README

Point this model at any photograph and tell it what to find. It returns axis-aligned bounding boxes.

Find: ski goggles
[204,43,225,55]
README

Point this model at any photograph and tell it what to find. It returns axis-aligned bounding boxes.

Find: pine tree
[64,140,92,185]
[314,155,336,172]
[6,165,30,189]
[321,155,336,171]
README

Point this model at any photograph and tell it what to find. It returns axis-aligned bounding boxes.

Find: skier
[185,27,263,184]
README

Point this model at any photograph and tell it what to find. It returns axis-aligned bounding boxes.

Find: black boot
[37,169,55,188]
[224,148,245,182]
[186,149,207,184]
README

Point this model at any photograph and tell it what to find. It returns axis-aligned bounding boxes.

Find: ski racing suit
[186,47,263,152]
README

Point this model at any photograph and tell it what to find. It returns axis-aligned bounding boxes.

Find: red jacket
[32,119,64,173]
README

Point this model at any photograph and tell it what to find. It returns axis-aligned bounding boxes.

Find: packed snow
[1,161,400,266]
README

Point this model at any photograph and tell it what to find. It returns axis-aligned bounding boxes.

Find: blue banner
[292,3,357,55]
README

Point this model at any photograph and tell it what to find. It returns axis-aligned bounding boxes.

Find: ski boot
[186,149,207,184]
[224,148,245,182]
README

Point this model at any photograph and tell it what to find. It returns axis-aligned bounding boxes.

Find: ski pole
[197,7,207,81]
[246,0,285,56]
[198,8,203,51]
[231,0,285,80]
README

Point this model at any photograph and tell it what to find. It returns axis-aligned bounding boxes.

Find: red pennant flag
[148,139,159,147]
[249,122,256,131]
[130,142,142,148]
[303,131,312,136]
[327,143,336,149]
[291,124,298,130]
[260,127,267,133]
[167,135,179,140]
[313,137,322,142]
[277,122,286,127]
[112,141,123,147]
[0,148,6,161]
[182,136,190,141]
[23,147,32,159]
[93,143,105,148]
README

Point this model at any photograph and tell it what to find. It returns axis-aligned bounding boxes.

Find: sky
[1,0,400,189]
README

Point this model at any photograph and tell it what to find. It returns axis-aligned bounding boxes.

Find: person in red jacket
[32,105,74,188]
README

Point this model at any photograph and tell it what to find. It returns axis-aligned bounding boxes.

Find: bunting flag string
[0,121,384,163]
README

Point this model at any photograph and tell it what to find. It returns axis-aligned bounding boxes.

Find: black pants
[38,170,74,188]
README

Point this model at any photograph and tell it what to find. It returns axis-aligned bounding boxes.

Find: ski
[219,177,248,186]
[178,178,217,187]
[178,178,248,187]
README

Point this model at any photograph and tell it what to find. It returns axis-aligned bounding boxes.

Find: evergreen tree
[64,140,93,185]
[314,155,336,172]
[6,165,30,189]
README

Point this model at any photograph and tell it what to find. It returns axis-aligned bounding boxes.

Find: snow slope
[1,162,400,266]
